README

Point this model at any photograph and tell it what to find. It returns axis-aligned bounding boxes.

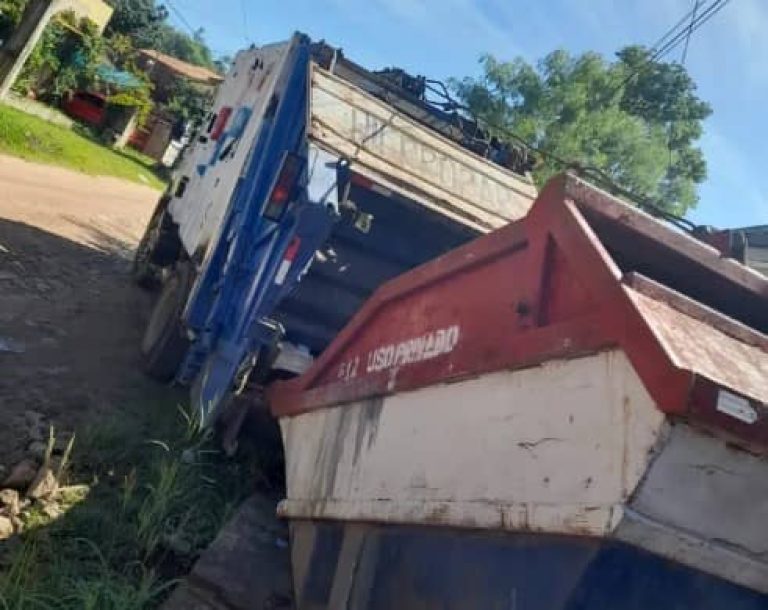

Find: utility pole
[0,0,58,99]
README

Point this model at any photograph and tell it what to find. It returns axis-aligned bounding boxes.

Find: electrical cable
[604,0,731,103]
[653,0,731,62]
[681,0,702,65]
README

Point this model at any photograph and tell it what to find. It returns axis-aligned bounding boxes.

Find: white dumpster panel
[279,350,666,535]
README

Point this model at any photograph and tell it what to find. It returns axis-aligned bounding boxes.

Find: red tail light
[264,152,303,221]
[210,106,232,141]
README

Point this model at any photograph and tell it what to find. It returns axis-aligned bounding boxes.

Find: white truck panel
[169,41,293,256]
[309,65,537,231]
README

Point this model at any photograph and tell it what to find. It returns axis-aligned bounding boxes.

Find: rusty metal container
[269,173,768,609]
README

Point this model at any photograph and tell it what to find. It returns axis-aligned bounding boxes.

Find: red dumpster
[269,172,768,609]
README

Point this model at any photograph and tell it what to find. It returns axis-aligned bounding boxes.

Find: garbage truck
[133,33,537,421]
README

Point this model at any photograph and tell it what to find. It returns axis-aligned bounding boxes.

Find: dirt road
[0,154,171,469]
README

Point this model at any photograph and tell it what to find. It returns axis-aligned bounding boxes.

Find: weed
[0,404,250,609]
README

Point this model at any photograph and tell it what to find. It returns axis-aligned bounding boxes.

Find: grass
[0,104,166,190]
[0,401,253,610]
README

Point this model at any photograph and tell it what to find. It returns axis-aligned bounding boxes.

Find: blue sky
[169,0,767,229]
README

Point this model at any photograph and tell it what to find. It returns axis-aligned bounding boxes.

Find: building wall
[63,0,113,32]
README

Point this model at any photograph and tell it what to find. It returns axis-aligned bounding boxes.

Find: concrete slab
[162,493,293,610]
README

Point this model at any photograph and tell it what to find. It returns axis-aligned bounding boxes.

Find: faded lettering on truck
[348,109,507,215]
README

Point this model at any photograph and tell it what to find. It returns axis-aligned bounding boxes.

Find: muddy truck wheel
[132,193,181,289]
[141,260,194,381]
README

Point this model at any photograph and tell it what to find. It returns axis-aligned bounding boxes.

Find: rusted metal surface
[269,172,768,453]
[625,273,768,351]
[627,288,768,405]
[310,66,538,231]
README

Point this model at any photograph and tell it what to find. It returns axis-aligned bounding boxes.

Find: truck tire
[133,193,181,289]
[141,260,194,381]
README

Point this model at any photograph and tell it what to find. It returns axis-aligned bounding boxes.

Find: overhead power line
[647,1,706,56]
[605,0,732,102]
[653,0,732,62]
[681,0,702,65]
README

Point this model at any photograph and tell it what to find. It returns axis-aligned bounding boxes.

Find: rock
[0,516,14,540]
[0,489,20,516]
[175,494,293,610]
[2,459,38,490]
[27,467,58,500]
[41,502,62,520]
[26,441,47,460]
[10,515,23,534]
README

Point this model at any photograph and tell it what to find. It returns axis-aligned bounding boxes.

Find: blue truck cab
[133,33,538,422]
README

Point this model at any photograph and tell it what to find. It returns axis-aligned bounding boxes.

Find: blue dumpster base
[289,520,767,610]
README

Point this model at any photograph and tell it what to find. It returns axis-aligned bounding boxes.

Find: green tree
[0,0,27,42]
[105,0,167,37]
[14,11,104,99]
[150,25,214,68]
[453,46,712,214]
[106,0,214,69]
[103,32,155,124]
[165,77,211,126]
